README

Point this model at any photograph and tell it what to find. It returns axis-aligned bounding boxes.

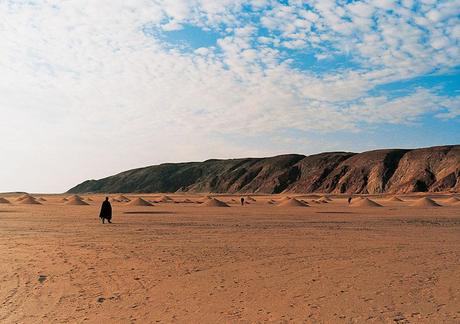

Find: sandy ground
[0,194,459,323]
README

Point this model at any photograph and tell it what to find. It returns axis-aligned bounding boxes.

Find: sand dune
[201,198,230,207]
[444,196,460,204]
[66,196,89,206]
[15,194,31,202]
[410,197,441,207]
[128,197,153,206]
[115,195,130,202]
[277,196,292,203]
[277,198,309,207]
[351,198,382,207]
[158,195,173,203]
[387,196,404,202]
[0,197,11,204]
[67,195,82,200]
[18,196,41,205]
[198,196,213,203]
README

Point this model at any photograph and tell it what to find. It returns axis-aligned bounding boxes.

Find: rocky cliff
[68,145,460,194]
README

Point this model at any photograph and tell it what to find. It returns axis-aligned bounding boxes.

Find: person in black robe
[99,197,112,224]
[240,197,245,206]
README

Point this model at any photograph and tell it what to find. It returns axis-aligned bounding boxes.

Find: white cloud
[0,0,458,192]
[161,20,182,31]
[346,89,459,124]
[347,2,375,18]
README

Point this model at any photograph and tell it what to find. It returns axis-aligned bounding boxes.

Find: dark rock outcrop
[68,145,460,194]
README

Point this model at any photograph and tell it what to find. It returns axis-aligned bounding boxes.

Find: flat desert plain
[0,194,459,323]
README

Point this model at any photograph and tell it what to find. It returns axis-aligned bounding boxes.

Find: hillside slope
[68,145,460,194]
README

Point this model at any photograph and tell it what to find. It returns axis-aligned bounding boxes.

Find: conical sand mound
[200,196,213,203]
[277,198,309,207]
[159,195,173,203]
[19,196,42,205]
[351,198,382,207]
[201,198,230,207]
[116,195,130,202]
[267,199,277,205]
[444,197,460,204]
[67,195,82,200]
[387,196,404,202]
[128,197,153,206]
[278,196,292,203]
[86,197,93,201]
[66,196,90,205]
[409,197,441,207]
[16,194,31,202]
[0,197,11,204]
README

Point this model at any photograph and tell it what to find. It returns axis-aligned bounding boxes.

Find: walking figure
[99,197,112,224]
[240,197,245,206]
[348,197,352,205]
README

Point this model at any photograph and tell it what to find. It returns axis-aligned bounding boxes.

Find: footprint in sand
[38,275,47,283]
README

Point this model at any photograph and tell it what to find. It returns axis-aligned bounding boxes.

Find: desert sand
[0,193,459,323]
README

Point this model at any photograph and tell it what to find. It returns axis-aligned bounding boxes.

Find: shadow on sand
[315,211,355,214]
[123,211,175,215]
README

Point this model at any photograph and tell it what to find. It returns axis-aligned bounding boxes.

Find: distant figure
[99,197,112,224]
[240,197,245,206]
[348,197,352,204]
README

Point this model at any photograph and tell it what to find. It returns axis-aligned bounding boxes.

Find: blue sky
[0,0,459,192]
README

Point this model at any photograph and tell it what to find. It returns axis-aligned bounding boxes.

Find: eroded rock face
[384,146,460,193]
[294,149,408,194]
[68,145,460,194]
